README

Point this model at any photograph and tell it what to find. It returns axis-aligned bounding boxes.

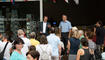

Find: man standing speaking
[59,14,72,54]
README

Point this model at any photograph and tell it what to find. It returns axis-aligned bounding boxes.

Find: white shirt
[102,52,105,60]
[43,22,47,33]
[88,40,96,50]
[21,37,31,47]
[0,42,12,60]
[47,34,60,56]
[20,37,31,58]
[0,41,2,43]
[36,44,52,60]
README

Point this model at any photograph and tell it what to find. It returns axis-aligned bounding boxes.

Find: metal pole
[40,0,43,22]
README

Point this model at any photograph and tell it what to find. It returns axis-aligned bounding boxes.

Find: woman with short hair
[76,38,94,60]
[36,35,52,60]
[26,51,40,60]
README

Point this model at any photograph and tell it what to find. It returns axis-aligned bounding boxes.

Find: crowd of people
[0,14,105,60]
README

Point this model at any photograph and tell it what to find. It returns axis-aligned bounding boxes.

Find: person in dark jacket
[94,20,105,53]
[39,16,51,36]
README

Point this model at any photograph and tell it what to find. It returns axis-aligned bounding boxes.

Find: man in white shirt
[43,21,47,33]
[17,29,31,57]
[47,27,61,60]
[39,16,51,36]
[0,34,12,60]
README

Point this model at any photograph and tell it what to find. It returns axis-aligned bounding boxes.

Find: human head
[13,38,24,50]
[85,31,94,40]
[49,27,55,33]
[96,20,103,27]
[71,30,79,39]
[43,16,48,22]
[2,34,9,42]
[29,32,36,39]
[81,38,88,47]
[17,29,25,37]
[29,45,36,51]
[26,51,40,60]
[55,27,61,37]
[72,26,78,32]
[62,14,67,22]
[40,35,48,44]
[78,30,84,38]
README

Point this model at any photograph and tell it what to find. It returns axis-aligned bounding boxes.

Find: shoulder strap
[2,42,9,53]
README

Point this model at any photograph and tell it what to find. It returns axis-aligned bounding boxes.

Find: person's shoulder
[89,40,94,43]
[8,42,12,46]
[55,35,60,39]
[55,36,61,43]
[55,36,60,41]
[35,39,40,43]
[10,51,18,60]
[47,44,52,50]
[8,42,12,44]
[47,44,51,47]
[0,41,2,44]
[24,37,30,41]
[69,37,76,41]
[70,37,74,40]
[0,41,2,43]
[36,44,40,49]
[65,21,71,25]
[77,39,80,42]
[79,48,84,51]
[47,34,53,38]
[47,35,50,37]
[11,51,18,56]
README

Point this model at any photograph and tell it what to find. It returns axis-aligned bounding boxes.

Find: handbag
[0,42,8,60]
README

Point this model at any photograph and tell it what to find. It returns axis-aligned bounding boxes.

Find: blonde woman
[68,30,80,60]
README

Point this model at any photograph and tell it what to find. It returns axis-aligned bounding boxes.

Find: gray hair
[78,30,84,35]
